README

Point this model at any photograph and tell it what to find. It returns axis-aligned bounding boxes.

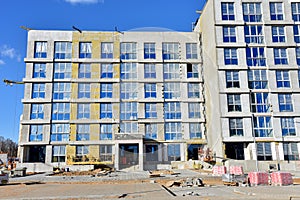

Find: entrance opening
[225,143,245,160]
[188,144,204,160]
[24,145,46,163]
[119,144,139,169]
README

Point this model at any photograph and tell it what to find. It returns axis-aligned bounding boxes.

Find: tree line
[0,136,18,157]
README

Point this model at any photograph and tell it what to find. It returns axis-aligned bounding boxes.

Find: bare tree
[0,136,18,157]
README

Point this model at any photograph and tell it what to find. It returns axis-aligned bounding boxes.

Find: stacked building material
[248,172,269,186]
[229,166,244,175]
[271,172,293,186]
[212,166,226,175]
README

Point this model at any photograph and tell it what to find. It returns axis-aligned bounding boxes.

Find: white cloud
[0,45,21,62]
[0,59,5,65]
[64,0,104,4]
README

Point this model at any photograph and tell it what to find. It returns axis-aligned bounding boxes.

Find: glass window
[189,123,202,139]
[78,63,91,78]
[188,103,201,118]
[51,124,69,142]
[298,70,300,87]
[79,42,92,58]
[100,124,112,140]
[165,123,182,141]
[292,2,300,21]
[120,82,137,99]
[274,48,288,65]
[283,143,299,161]
[34,41,47,58]
[186,43,198,59]
[294,25,300,43]
[52,103,70,120]
[164,82,180,99]
[144,43,156,59]
[167,144,181,161]
[145,103,157,119]
[242,2,262,22]
[120,63,137,79]
[297,48,300,65]
[100,83,113,98]
[163,63,180,79]
[78,83,90,98]
[278,94,293,112]
[281,118,296,136]
[76,124,90,141]
[162,43,179,60]
[54,42,72,59]
[257,143,272,160]
[187,64,199,78]
[144,83,156,98]
[145,123,157,139]
[53,83,71,100]
[101,64,113,78]
[272,26,285,43]
[246,47,266,66]
[223,26,236,43]
[120,102,137,120]
[120,42,136,59]
[29,125,43,141]
[99,145,113,161]
[54,63,72,79]
[30,104,44,119]
[188,83,200,98]
[164,102,181,119]
[77,103,90,119]
[32,83,45,99]
[33,63,46,78]
[221,2,235,20]
[248,70,268,89]
[100,103,112,119]
[226,71,239,88]
[270,2,283,20]
[120,122,138,133]
[251,92,270,113]
[244,25,264,44]
[224,48,238,65]
[227,94,241,112]
[101,42,113,58]
[76,146,89,157]
[276,70,290,88]
[254,117,273,137]
[145,144,158,161]
[144,64,156,78]
[52,146,66,162]
[229,118,243,136]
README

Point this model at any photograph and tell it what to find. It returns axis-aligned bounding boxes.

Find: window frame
[226,71,240,88]
[224,48,238,65]
[79,42,92,58]
[229,118,244,137]
[29,124,43,142]
[227,94,242,112]
[54,42,72,59]
[144,43,156,59]
[101,42,113,59]
[276,70,290,88]
[33,63,46,78]
[270,2,284,20]
[164,102,181,119]
[52,103,70,120]
[34,41,47,58]
[186,43,198,59]
[223,26,236,43]
[100,124,112,140]
[242,2,262,22]
[76,124,90,141]
[165,123,182,141]
[77,103,90,119]
[278,94,293,112]
[51,124,70,142]
[221,2,235,20]
[120,42,137,60]
[162,43,180,60]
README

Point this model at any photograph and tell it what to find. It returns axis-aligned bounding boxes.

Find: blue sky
[0,0,206,142]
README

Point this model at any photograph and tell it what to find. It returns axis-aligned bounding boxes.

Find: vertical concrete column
[114,143,119,170]
[139,141,143,171]
[45,145,52,165]
[158,144,163,162]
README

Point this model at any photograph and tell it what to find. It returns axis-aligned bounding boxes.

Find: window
[101,42,113,58]
[120,63,137,79]
[78,83,90,98]
[120,42,136,59]
[251,92,270,113]
[77,103,90,119]
[120,102,137,120]
[76,146,89,158]
[54,63,72,79]
[283,143,299,161]
[229,118,243,137]
[51,124,69,142]
[226,71,239,88]
[242,2,262,22]
[79,42,92,58]
[276,70,290,88]
[32,83,45,99]
[244,25,264,44]
[292,3,300,21]
[227,94,241,112]
[145,145,158,161]
[188,103,201,118]
[164,102,181,119]
[294,25,300,43]
[120,82,137,99]
[221,2,235,20]
[189,123,202,139]
[248,70,268,89]
[144,64,156,78]
[34,41,47,58]
[100,124,112,140]
[270,2,283,20]
[145,123,157,139]
[165,123,182,140]
[278,94,293,112]
[224,48,238,65]
[297,48,300,65]
[223,26,236,43]
[163,63,180,79]
[54,42,72,59]
[187,64,199,78]
[33,63,46,78]
[162,43,179,60]
[257,143,272,160]
[99,145,113,161]
[52,146,66,162]
[30,104,44,119]
[246,47,266,66]
[254,117,273,137]
[101,64,113,78]
[144,43,156,59]
[100,103,112,119]
[76,124,90,141]
[29,125,43,141]
[272,26,285,43]
[164,83,180,99]
[144,83,156,98]
[78,63,91,78]
[274,48,288,65]
[188,83,200,98]
[144,103,157,119]
[298,70,300,87]
[281,118,296,136]
[52,103,70,120]
[167,144,181,161]
[186,43,198,59]
[100,83,113,98]
[120,122,138,133]
[53,83,71,100]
